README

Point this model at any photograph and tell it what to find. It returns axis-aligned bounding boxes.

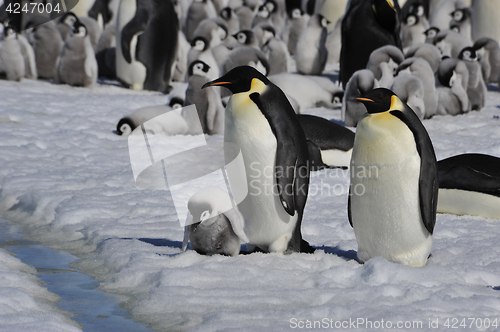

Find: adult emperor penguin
[349,88,438,267]
[340,0,402,88]
[202,66,314,254]
[437,154,500,219]
[116,0,178,93]
[182,187,249,256]
[57,21,98,88]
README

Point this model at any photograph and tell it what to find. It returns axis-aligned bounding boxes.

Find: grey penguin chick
[57,21,98,88]
[436,57,470,115]
[391,73,426,119]
[457,47,486,111]
[473,38,500,85]
[282,7,309,55]
[184,60,224,135]
[433,29,468,58]
[27,21,64,80]
[404,42,441,73]
[262,37,289,76]
[0,26,25,81]
[449,7,472,45]
[366,45,405,88]
[183,186,249,257]
[295,13,329,75]
[342,69,379,127]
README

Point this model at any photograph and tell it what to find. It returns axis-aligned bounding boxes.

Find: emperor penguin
[56,12,79,41]
[182,187,249,257]
[473,38,500,85]
[401,13,429,51]
[184,0,217,42]
[437,154,500,220]
[391,73,426,119]
[281,7,309,55]
[404,42,441,73]
[433,29,467,58]
[219,7,240,36]
[423,26,440,44]
[17,32,37,79]
[457,47,486,111]
[297,114,354,171]
[262,37,289,76]
[192,18,228,48]
[233,29,260,49]
[116,0,179,93]
[295,13,329,75]
[184,60,224,135]
[252,23,276,49]
[187,36,220,81]
[234,6,254,30]
[366,45,405,88]
[0,26,25,81]
[350,88,438,267]
[340,0,402,88]
[202,66,314,254]
[449,7,472,45]
[27,21,63,80]
[57,21,98,88]
[401,0,430,20]
[429,0,465,31]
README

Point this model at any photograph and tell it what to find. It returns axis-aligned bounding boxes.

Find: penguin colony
[2,0,500,266]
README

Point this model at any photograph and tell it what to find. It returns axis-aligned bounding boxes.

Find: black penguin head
[220,7,232,20]
[3,25,17,40]
[71,21,87,37]
[169,97,184,110]
[450,8,470,23]
[353,88,396,114]
[257,4,270,18]
[188,60,210,77]
[61,12,78,27]
[458,47,477,62]
[472,38,493,51]
[289,7,304,19]
[424,27,439,40]
[264,0,277,13]
[202,66,270,94]
[116,117,135,136]
[450,23,460,33]
[405,13,419,26]
[191,36,209,51]
[311,14,329,29]
[234,30,254,45]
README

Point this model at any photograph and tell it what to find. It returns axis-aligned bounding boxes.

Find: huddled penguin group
[2,0,500,266]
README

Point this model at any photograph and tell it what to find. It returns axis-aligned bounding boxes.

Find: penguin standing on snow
[116,0,178,93]
[27,21,63,80]
[340,0,402,88]
[349,88,438,267]
[0,25,25,81]
[202,66,314,254]
[57,21,98,88]
[473,38,500,85]
[295,13,329,75]
[457,47,486,111]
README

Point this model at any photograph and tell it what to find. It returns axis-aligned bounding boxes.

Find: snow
[0,78,500,331]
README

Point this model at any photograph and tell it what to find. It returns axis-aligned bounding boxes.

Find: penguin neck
[226,78,267,118]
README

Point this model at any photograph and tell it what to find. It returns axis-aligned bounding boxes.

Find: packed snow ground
[0,78,500,331]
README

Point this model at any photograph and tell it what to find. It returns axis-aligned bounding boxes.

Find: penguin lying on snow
[297,114,354,171]
[350,88,438,267]
[183,187,249,257]
[437,154,500,219]
[202,66,314,254]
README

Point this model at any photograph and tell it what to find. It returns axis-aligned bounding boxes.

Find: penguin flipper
[249,90,309,216]
[389,109,438,235]
[121,9,149,64]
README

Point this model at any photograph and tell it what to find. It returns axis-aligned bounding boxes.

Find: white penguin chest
[350,112,431,266]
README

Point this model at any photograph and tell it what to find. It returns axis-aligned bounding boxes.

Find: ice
[0,78,500,331]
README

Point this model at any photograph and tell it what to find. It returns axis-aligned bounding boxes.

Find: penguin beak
[202,80,232,89]
[353,97,374,103]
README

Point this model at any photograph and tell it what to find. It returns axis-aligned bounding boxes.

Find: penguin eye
[453,11,463,21]
[237,33,246,43]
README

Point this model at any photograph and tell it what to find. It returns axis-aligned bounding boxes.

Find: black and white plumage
[349,88,438,267]
[183,187,249,257]
[281,7,309,55]
[449,7,472,45]
[401,13,429,51]
[473,38,500,85]
[202,66,314,254]
[436,57,470,115]
[457,47,486,111]
[0,25,25,81]
[437,154,500,219]
[423,26,440,44]
[340,0,402,88]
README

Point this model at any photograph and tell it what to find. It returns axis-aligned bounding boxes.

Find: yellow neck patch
[228,78,268,116]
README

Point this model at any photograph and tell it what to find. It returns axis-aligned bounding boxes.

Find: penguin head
[405,13,418,26]
[188,60,211,77]
[191,36,208,51]
[409,4,425,17]
[169,97,184,110]
[424,27,440,41]
[257,4,270,18]
[450,8,470,23]
[62,12,78,28]
[265,0,277,14]
[290,8,303,19]
[310,14,329,29]
[71,21,87,37]
[220,7,232,20]
[234,30,254,46]
[354,88,398,114]
[202,65,270,95]
[116,118,134,136]
[3,26,17,40]
[458,47,477,62]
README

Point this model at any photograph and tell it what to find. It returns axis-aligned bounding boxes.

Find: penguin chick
[17,33,37,79]
[184,0,217,42]
[0,26,25,81]
[423,26,440,44]
[219,6,240,36]
[27,21,64,80]
[473,38,500,84]
[187,35,220,81]
[233,29,260,49]
[366,45,405,88]
[437,154,500,219]
[234,5,254,30]
[116,98,187,136]
[342,69,378,127]
[433,29,468,58]
[251,22,276,48]
[436,57,470,115]
[202,66,314,254]
[297,114,354,171]
[56,12,78,41]
[404,42,441,73]
[192,18,228,48]
[183,187,249,257]
[262,37,289,76]
[184,60,224,135]
[402,13,429,52]
[350,88,438,267]
[449,7,472,45]
[429,0,466,31]
[281,7,309,55]
[457,47,486,111]
[391,73,426,119]
[57,21,98,88]
[220,46,270,77]
[396,57,438,118]
[295,13,329,75]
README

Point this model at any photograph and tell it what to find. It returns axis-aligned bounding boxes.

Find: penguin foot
[300,239,315,254]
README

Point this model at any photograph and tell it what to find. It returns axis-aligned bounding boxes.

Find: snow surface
[0,78,500,331]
